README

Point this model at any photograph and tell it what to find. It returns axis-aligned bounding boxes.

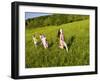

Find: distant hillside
[25,14,89,28]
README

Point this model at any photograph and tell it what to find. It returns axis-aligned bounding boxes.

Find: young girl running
[58,29,68,52]
[40,34,48,49]
[32,35,38,47]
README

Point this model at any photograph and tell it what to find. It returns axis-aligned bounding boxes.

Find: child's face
[39,35,41,37]
[60,29,63,33]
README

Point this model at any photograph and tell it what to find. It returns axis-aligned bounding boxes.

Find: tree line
[25,14,89,28]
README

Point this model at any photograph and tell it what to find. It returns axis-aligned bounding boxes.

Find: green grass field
[25,19,89,68]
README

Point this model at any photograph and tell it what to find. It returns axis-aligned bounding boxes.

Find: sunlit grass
[25,19,89,68]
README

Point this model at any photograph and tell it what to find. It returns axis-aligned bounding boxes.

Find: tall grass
[25,19,89,68]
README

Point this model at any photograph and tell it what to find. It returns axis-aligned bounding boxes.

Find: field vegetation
[25,14,89,68]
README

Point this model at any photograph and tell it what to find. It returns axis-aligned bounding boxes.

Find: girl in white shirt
[32,35,38,47]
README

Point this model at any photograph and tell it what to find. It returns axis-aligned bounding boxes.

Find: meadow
[25,19,89,68]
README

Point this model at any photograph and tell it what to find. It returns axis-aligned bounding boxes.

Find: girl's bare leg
[63,41,68,52]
